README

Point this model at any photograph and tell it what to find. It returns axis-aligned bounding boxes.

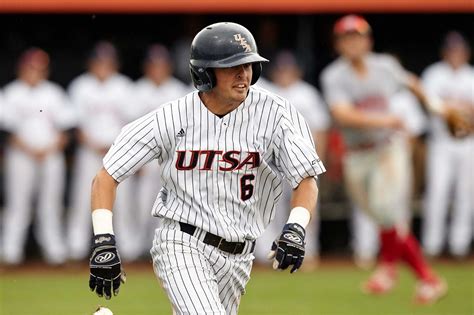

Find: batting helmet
[189,22,269,92]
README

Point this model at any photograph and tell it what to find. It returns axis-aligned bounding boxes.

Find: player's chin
[232,87,249,101]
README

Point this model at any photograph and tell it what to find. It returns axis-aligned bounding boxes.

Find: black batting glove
[89,234,126,300]
[267,223,306,273]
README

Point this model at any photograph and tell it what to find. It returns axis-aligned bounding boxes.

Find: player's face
[213,63,253,105]
[270,65,301,88]
[443,46,470,69]
[89,58,118,81]
[18,64,48,86]
[145,60,172,85]
[336,33,372,60]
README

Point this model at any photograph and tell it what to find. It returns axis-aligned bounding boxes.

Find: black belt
[179,222,255,255]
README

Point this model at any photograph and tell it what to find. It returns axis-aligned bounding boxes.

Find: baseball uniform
[2,79,75,264]
[133,76,190,257]
[254,79,330,263]
[421,61,474,257]
[67,72,137,261]
[102,86,325,313]
[321,52,413,228]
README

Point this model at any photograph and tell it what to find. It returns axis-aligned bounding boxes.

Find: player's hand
[267,223,306,273]
[89,234,126,300]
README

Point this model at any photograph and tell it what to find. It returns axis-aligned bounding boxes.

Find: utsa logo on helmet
[233,34,252,52]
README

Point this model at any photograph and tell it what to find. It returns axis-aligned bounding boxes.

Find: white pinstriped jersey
[104,86,325,242]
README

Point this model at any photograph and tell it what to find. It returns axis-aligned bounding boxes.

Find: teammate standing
[134,44,189,258]
[66,41,137,261]
[321,15,447,304]
[2,48,75,265]
[421,32,474,258]
[254,50,330,269]
[87,22,325,314]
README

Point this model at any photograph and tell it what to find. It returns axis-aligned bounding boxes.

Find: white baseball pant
[151,218,254,315]
[422,137,474,256]
[3,148,66,264]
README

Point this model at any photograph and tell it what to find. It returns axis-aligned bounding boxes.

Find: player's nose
[236,64,251,80]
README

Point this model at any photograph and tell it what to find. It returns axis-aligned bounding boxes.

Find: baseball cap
[145,44,171,63]
[442,31,469,51]
[89,41,118,61]
[18,47,50,70]
[333,15,371,36]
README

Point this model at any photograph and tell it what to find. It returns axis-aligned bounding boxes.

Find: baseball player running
[321,15,447,304]
[67,41,137,261]
[421,32,474,258]
[134,44,190,258]
[2,48,75,265]
[87,22,325,314]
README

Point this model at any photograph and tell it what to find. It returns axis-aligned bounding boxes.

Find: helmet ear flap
[251,62,262,85]
[190,65,216,92]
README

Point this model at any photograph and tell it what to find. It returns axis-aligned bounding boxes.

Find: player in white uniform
[421,32,474,258]
[2,48,75,265]
[86,23,325,314]
[254,50,330,269]
[321,15,447,304]
[67,41,137,261]
[134,44,190,258]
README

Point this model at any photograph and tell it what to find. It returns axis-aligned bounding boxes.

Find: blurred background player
[66,41,138,261]
[133,44,189,257]
[321,15,447,304]
[254,50,330,269]
[421,32,474,258]
[352,87,429,270]
[2,48,75,265]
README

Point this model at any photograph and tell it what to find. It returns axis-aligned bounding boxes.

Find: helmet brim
[191,52,269,69]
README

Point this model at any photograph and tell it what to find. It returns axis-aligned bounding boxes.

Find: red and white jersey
[103,86,325,242]
[321,53,410,147]
[68,73,136,147]
[134,77,190,117]
[2,80,75,150]
[422,61,474,140]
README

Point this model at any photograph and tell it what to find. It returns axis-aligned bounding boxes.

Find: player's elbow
[91,168,118,191]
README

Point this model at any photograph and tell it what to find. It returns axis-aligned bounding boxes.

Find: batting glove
[89,234,126,300]
[267,223,306,273]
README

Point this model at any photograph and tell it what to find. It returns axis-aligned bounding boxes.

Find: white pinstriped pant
[150,219,254,315]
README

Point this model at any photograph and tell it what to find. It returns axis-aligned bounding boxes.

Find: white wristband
[286,206,311,229]
[92,209,114,235]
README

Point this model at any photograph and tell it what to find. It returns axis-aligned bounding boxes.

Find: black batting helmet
[189,22,269,92]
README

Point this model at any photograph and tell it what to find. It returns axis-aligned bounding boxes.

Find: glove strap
[92,233,116,249]
[283,223,306,239]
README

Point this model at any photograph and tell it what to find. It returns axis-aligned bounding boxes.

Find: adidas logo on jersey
[176,128,186,137]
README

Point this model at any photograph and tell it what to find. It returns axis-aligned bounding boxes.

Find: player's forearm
[91,167,119,211]
[290,177,318,218]
[406,76,444,116]
[332,106,400,130]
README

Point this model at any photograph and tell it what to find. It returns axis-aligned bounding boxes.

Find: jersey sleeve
[272,106,326,189]
[103,111,161,182]
[51,86,77,130]
[381,55,411,88]
[321,67,352,107]
[304,88,331,131]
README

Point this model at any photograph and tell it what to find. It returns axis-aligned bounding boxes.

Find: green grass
[1,262,473,315]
